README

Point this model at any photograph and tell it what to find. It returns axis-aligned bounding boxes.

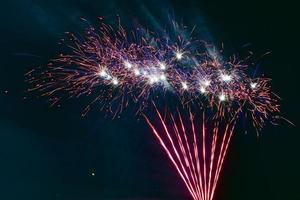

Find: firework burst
[26,19,279,128]
[26,19,281,200]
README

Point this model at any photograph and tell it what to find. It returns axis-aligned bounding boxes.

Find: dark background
[0,0,298,199]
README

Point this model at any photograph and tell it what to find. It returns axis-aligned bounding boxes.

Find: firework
[26,19,281,200]
[26,19,279,127]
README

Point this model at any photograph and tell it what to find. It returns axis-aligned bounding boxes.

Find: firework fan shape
[26,19,280,200]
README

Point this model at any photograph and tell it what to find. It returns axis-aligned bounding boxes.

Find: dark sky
[0,0,298,199]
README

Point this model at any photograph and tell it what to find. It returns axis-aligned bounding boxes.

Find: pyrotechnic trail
[145,108,236,200]
[26,19,281,200]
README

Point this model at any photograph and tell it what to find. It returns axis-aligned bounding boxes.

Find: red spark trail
[145,107,236,200]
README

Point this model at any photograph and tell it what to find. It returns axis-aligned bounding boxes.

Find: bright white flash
[149,77,155,84]
[124,61,132,69]
[219,94,226,101]
[149,75,159,84]
[160,74,166,81]
[250,82,257,89]
[203,80,210,86]
[200,80,210,93]
[159,62,166,70]
[99,70,107,77]
[99,70,111,80]
[175,52,183,60]
[112,78,119,85]
[182,82,188,90]
[200,86,206,93]
[134,69,140,76]
[221,74,232,82]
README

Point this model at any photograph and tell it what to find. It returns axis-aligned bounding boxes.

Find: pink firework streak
[145,107,237,200]
[26,19,283,200]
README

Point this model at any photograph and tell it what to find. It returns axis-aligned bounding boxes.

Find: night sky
[0,0,299,199]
